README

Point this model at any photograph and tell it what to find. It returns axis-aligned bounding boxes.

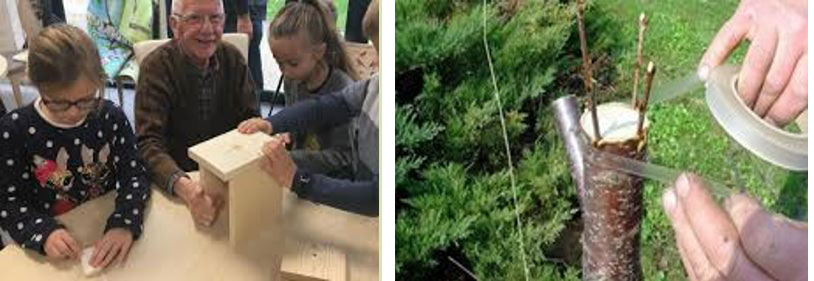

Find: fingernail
[697,64,710,81]
[676,173,691,198]
[662,189,677,213]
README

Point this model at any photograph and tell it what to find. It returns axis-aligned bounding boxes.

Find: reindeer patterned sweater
[0,99,150,255]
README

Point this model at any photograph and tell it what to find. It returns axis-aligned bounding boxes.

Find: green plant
[396,0,621,279]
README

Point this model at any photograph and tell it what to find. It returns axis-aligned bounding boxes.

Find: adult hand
[698,0,807,126]
[90,228,133,269]
[44,228,80,259]
[176,177,222,227]
[662,173,807,280]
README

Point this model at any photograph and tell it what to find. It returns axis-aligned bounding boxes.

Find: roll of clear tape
[706,64,808,171]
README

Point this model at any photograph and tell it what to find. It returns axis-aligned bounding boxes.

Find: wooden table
[0,173,379,280]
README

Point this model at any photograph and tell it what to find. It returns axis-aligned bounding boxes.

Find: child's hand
[91,228,133,269]
[261,135,296,189]
[45,229,80,259]
[237,118,273,135]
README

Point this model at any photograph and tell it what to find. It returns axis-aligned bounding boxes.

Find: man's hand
[237,14,253,39]
[261,135,296,189]
[175,177,222,227]
[662,173,807,280]
[44,229,80,259]
[90,228,133,269]
[237,117,273,135]
[699,0,807,126]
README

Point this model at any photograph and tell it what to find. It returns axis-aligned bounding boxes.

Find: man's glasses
[172,13,225,29]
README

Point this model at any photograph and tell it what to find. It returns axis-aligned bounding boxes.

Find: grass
[266,0,349,32]
[592,0,808,279]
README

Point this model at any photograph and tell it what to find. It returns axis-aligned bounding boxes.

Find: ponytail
[270,0,359,80]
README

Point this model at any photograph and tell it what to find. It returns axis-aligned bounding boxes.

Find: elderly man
[135,0,258,226]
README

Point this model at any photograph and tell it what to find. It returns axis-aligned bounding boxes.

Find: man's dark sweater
[135,40,259,195]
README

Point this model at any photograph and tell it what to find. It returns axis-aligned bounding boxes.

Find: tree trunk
[579,102,647,281]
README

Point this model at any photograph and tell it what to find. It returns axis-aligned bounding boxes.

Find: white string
[481,2,530,280]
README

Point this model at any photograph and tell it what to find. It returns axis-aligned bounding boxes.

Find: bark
[579,102,647,281]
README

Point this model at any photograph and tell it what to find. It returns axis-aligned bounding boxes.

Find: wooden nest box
[189,129,283,251]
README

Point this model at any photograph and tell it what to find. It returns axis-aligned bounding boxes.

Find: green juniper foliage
[396,0,615,279]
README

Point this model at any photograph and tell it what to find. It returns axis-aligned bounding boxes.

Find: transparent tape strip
[706,65,807,171]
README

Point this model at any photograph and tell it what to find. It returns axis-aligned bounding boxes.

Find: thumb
[192,185,205,199]
[725,194,808,281]
[203,193,215,205]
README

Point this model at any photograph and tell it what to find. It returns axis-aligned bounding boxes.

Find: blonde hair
[362,0,379,40]
[28,24,105,95]
[269,0,358,80]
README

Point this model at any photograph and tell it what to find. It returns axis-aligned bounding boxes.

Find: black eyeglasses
[41,95,101,112]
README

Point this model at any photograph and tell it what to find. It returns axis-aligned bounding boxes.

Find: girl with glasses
[0,24,150,271]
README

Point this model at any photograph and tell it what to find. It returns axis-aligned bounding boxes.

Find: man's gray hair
[171,0,224,15]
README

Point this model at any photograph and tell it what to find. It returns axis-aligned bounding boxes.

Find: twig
[576,0,601,143]
[637,61,656,134]
[448,256,480,281]
[631,13,648,107]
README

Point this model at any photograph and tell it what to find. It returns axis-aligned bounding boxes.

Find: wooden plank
[188,129,272,181]
[283,197,378,281]
[190,129,282,253]
[199,168,230,240]
[227,167,283,266]
[190,129,284,279]
[282,240,347,281]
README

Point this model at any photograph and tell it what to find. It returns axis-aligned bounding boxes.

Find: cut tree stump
[579,102,648,281]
